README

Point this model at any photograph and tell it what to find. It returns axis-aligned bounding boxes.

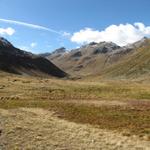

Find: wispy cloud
[0,18,61,34]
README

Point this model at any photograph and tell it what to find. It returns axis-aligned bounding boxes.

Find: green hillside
[102,39,150,78]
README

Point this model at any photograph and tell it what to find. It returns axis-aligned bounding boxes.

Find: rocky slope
[42,42,121,76]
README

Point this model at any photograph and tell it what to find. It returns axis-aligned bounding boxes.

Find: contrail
[0,18,61,35]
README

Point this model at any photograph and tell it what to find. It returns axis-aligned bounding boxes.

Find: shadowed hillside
[0,37,67,78]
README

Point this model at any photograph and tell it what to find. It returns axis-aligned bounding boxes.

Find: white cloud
[0,18,61,34]
[0,27,15,36]
[30,42,37,48]
[71,23,150,46]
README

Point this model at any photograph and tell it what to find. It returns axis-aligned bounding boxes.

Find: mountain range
[0,36,150,79]
[41,37,150,79]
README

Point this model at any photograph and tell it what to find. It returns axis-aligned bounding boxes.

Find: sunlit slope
[102,39,150,78]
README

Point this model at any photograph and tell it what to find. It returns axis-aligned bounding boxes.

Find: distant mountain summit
[40,47,66,57]
[81,41,120,54]
[40,47,67,62]
[0,37,67,77]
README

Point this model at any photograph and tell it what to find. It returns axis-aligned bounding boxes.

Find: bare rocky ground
[0,108,150,150]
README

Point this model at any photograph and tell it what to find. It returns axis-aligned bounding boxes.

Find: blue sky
[0,0,150,53]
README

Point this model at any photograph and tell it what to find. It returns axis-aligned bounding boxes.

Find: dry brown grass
[0,73,150,140]
[1,108,150,150]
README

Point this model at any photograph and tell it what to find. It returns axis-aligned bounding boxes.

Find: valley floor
[0,73,150,149]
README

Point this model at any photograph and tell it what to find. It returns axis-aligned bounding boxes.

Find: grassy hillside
[102,39,150,78]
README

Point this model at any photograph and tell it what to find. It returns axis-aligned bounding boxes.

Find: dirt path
[0,108,150,150]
